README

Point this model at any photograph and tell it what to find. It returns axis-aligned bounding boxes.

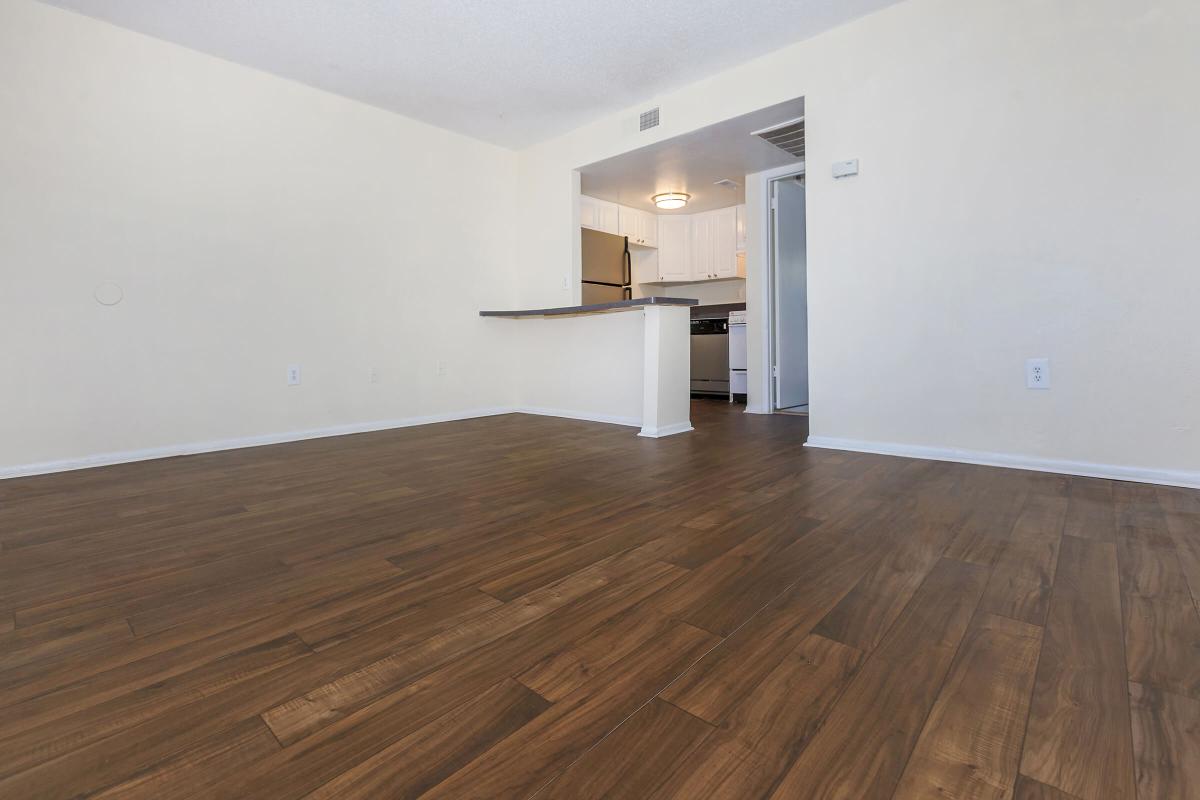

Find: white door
[773,176,808,409]
[713,206,738,278]
[657,215,691,281]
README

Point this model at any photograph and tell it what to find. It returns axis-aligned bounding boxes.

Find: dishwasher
[690,318,729,396]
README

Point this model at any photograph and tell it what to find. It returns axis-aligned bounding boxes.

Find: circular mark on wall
[94,282,124,306]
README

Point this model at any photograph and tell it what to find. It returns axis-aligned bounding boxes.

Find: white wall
[0,0,520,472]
[5,0,1199,484]
[506,312,644,427]
[514,0,1200,480]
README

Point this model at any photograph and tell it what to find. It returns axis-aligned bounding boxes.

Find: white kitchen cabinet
[735,204,747,252]
[689,211,715,281]
[656,215,691,281]
[619,205,657,248]
[646,204,742,284]
[713,206,739,278]
[580,195,618,235]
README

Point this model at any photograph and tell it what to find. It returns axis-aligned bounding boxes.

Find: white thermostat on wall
[832,159,859,179]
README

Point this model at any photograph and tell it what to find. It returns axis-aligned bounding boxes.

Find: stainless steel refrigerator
[581,228,631,304]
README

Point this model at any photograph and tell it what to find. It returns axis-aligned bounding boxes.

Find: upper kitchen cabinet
[735,204,747,252]
[689,211,715,281]
[619,205,658,248]
[579,195,618,235]
[713,206,739,278]
[688,207,738,280]
[656,215,691,281]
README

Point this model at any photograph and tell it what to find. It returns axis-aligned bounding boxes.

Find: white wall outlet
[287,365,301,386]
[369,366,379,384]
[561,275,569,291]
[1026,358,1050,389]
[436,360,447,377]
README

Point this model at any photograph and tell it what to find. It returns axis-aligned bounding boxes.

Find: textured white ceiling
[41,0,901,149]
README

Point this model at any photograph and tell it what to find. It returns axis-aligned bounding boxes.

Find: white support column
[639,304,693,438]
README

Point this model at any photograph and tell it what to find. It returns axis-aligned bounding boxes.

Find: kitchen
[579,192,749,401]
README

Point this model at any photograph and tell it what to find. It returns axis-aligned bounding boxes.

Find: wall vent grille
[639,107,660,131]
[751,116,805,159]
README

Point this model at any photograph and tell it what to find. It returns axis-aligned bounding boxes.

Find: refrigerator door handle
[622,242,632,287]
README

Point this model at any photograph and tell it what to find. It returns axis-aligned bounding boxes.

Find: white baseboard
[805,436,1200,490]
[638,422,695,438]
[0,407,515,480]
[515,406,641,428]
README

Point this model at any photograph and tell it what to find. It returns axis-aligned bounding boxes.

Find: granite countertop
[480,297,699,318]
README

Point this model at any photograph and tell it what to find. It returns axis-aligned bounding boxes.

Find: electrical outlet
[561,275,569,291]
[287,365,301,386]
[369,366,379,384]
[436,360,447,377]
[1025,358,1050,389]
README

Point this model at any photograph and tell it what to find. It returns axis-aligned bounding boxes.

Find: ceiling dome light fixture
[653,192,690,210]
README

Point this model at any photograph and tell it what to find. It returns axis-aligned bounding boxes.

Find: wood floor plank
[89,717,281,800]
[0,633,310,783]
[1020,535,1135,800]
[892,613,1043,800]
[1129,681,1200,800]
[1063,477,1117,542]
[650,633,864,799]
[976,492,1067,625]
[766,557,990,799]
[538,698,715,799]
[714,632,862,758]
[261,547,658,745]
[1013,775,1086,800]
[418,621,720,799]
[651,510,823,636]
[305,678,550,799]
[206,557,689,799]
[811,495,958,652]
[660,523,876,724]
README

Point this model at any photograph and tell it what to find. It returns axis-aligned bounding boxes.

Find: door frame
[754,162,807,414]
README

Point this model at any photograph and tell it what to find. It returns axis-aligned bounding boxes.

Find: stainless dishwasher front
[690,318,729,395]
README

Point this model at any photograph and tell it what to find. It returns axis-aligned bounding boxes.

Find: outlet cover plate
[1026,358,1050,389]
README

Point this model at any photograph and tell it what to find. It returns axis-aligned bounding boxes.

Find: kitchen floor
[1,400,1196,798]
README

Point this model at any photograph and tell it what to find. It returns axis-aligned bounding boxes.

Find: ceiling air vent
[751,116,805,159]
[713,178,740,189]
[639,107,660,132]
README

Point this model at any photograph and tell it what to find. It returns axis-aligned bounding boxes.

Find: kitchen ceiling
[39,0,901,149]
[579,99,805,214]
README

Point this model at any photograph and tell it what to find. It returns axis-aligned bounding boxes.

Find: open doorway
[769,171,809,414]
[573,97,805,412]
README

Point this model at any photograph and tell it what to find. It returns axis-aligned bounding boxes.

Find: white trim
[750,161,806,416]
[0,407,514,480]
[638,421,695,438]
[0,405,700,480]
[516,407,641,428]
[805,436,1200,490]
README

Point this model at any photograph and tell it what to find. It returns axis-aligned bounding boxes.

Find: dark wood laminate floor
[1,400,1198,799]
